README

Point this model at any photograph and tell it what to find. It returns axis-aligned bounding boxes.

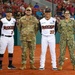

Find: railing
[46,0,64,4]
[46,0,75,4]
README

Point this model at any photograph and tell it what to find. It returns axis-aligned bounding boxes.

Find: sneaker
[8,65,16,69]
[0,65,2,70]
[52,68,58,71]
[39,68,45,70]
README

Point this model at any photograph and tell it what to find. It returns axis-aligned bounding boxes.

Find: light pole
[29,0,32,4]
[52,0,54,17]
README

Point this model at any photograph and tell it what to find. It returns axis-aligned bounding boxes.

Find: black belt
[1,34,12,37]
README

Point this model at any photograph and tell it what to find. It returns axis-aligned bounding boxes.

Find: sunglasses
[65,13,70,15]
[26,9,31,11]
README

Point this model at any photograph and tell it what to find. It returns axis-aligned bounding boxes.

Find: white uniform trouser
[40,34,57,68]
[0,36,14,54]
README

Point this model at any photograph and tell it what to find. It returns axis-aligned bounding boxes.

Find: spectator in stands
[74,14,75,20]
[20,5,25,12]
[70,5,75,15]
[34,3,39,9]
[15,11,21,20]
[70,12,75,20]
[21,11,25,16]
[2,8,6,17]
[8,0,11,4]
[61,5,66,15]
[0,13,2,20]
[56,5,62,16]
[11,0,15,5]
[36,8,43,20]
[6,1,11,6]
[66,4,70,11]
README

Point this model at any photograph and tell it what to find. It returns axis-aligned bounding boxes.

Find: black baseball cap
[45,8,51,13]
[6,9,12,13]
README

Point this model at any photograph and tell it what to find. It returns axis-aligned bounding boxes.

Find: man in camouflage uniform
[58,10,75,70]
[17,7,39,70]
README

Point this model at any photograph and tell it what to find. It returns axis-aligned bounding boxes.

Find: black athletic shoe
[8,65,16,69]
[52,68,58,71]
[39,68,45,70]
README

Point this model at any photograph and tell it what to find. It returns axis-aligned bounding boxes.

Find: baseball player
[0,9,16,70]
[39,8,57,70]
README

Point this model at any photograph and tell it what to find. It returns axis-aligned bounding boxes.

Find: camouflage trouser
[59,39,75,66]
[21,39,36,65]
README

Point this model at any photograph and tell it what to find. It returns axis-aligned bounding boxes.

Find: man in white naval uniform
[39,8,58,70]
[0,9,16,70]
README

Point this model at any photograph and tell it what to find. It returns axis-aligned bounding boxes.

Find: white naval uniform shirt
[40,17,56,36]
[1,17,16,36]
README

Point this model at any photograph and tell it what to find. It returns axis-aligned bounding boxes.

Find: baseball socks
[8,53,16,69]
[0,54,4,70]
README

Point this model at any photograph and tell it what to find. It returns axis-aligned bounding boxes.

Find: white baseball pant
[0,36,14,54]
[40,34,57,68]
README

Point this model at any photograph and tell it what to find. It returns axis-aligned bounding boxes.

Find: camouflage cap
[26,7,32,11]
[65,10,70,14]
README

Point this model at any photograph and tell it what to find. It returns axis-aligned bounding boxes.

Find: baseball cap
[26,7,32,11]
[6,9,12,13]
[45,8,51,13]
[65,11,70,14]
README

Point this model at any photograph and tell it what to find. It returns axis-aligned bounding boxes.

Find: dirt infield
[0,44,75,75]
